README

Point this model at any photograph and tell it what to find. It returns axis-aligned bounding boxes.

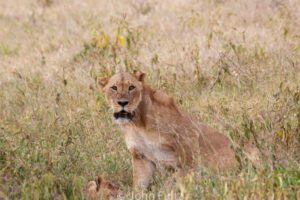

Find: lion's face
[97,71,145,124]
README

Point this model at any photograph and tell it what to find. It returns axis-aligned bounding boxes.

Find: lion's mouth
[113,110,134,120]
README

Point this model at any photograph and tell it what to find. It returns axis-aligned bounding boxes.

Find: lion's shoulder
[143,85,178,111]
[152,90,174,107]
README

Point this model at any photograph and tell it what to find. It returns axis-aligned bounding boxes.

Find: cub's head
[97,71,145,124]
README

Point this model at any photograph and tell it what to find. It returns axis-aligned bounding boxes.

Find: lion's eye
[111,86,117,91]
[129,85,135,91]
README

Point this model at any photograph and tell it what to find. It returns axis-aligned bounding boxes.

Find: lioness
[96,71,237,190]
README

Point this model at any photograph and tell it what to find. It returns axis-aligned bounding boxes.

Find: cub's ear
[97,77,108,88]
[133,70,145,82]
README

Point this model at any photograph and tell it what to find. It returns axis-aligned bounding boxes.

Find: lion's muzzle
[113,110,134,120]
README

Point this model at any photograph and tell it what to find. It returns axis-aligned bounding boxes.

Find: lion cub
[96,71,236,190]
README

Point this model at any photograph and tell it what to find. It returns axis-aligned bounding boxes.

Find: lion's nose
[117,100,129,107]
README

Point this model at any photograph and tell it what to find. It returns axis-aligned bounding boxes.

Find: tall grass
[0,0,299,199]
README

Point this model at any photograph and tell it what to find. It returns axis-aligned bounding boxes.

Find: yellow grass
[0,0,299,199]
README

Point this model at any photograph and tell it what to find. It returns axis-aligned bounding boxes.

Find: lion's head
[97,71,145,124]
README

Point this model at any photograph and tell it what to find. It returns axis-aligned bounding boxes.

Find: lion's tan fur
[96,71,237,190]
[85,176,120,200]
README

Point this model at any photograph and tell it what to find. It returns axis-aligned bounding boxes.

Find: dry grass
[0,0,300,199]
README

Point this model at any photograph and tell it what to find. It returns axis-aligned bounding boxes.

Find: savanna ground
[0,0,300,199]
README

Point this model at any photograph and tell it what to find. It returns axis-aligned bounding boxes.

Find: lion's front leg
[131,149,155,190]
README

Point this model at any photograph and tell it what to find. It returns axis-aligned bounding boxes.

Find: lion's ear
[133,70,145,82]
[97,77,108,88]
